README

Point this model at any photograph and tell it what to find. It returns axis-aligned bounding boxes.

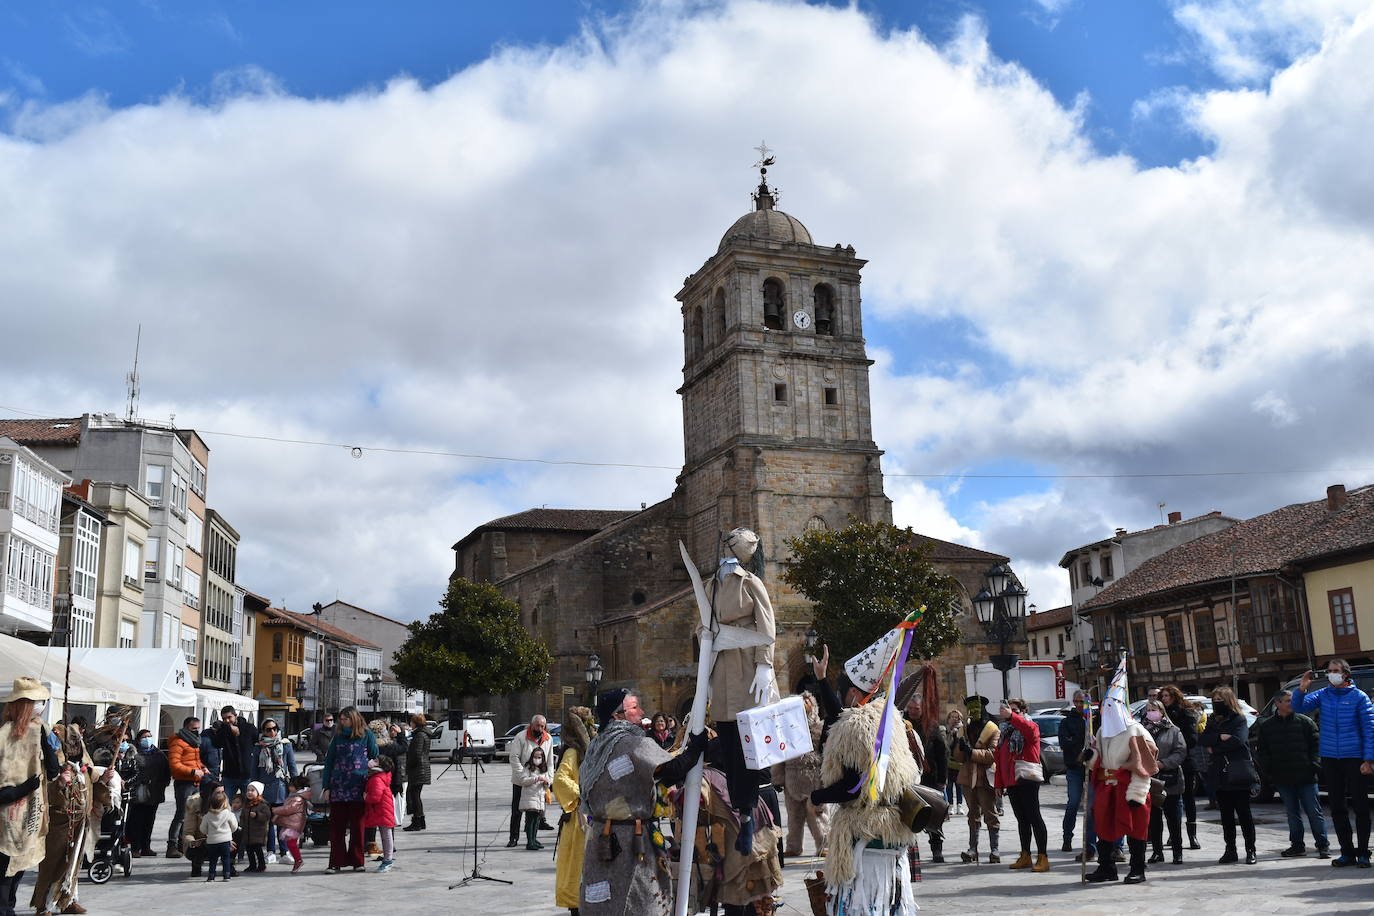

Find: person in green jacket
[1255,691,1329,858]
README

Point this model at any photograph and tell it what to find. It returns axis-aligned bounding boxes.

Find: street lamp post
[584,654,603,707]
[364,669,381,713]
[294,680,307,730]
[972,563,1029,703]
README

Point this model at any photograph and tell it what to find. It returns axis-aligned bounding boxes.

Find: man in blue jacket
[1292,658,1374,867]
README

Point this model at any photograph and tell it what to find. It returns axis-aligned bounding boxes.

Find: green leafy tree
[782,518,961,670]
[392,577,552,704]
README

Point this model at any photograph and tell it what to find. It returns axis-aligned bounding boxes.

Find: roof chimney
[1114,527,1127,537]
[1167,511,1182,524]
[1327,484,1347,511]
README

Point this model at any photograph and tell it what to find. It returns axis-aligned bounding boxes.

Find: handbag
[1219,748,1258,790]
[1149,778,1166,805]
[131,782,156,806]
[1014,759,1044,784]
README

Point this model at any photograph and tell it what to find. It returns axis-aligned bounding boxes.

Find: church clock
[791,310,811,330]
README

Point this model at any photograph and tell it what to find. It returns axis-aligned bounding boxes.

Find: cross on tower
[753,141,775,169]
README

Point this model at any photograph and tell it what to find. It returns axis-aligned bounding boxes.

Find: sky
[2,0,1373,624]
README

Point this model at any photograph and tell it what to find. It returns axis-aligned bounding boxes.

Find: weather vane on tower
[752,141,778,211]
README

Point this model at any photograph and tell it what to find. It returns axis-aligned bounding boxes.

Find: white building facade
[0,438,69,637]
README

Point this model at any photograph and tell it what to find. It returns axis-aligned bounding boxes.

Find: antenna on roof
[125,324,142,421]
[1157,502,1166,525]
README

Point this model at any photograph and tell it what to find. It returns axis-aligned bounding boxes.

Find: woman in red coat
[362,756,398,872]
[993,698,1050,872]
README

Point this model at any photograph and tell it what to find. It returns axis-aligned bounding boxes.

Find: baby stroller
[88,771,133,884]
[305,764,331,847]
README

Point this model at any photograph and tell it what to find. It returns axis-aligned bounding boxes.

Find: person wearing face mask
[1141,700,1186,865]
[1292,658,1374,867]
[124,729,170,858]
[506,714,554,847]
[993,698,1050,873]
[1255,690,1327,859]
[165,716,207,858]
[1199,687,1258,865]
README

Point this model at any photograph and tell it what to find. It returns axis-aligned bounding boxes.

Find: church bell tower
[675,148,892,577]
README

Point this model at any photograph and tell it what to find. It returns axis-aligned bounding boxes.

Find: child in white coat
[201,789,239,882]
[518,747,553,851]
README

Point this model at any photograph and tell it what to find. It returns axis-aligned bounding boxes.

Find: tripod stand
[435,751,486,782]
[449,751,511,889]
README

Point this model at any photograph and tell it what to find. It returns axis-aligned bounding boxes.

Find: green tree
[782,518,961,670]
[392,577,552,704]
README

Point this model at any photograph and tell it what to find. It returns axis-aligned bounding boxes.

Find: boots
[1172,835,1183,865]
[930,838,944,864]
[1123,837,1147,884]
[1009,851,1033,870]
[1187,823,1201,850]
[1032,853,1051,873]
[1085,840,1119,883]
[1245,845,1257,865]
[986,828,1000,864]
[960,825,980,864]
[525,814,544,851]
[1218,846,1238,864]
[366,840,383,857]
[403,816,426,832]
[1147,847,1165,864]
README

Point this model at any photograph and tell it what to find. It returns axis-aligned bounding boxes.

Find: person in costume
[770,692,828,859]
[578,689,706,916]
[553,706,592,915]
[706,527,778,855]
[951,695,1001,864]
[810,700,920,916]
[1085,667,1158,884]
[897,666,946,865]
[0,679,61,916]
[30,723,102,916]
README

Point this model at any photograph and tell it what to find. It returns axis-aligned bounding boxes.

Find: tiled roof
[1058,511,1239,567]
[0,418,84,445]
[1027,605,1073,631]
[453,507,639,549]
[1083,485,1374,610]
[263,607,382,649]
[907,532,1008,564]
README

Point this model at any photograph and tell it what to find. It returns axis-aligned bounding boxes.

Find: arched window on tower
[814,284,836,336]
[688,305,705,358]
[762,278,785,330]
[713,288,727,342]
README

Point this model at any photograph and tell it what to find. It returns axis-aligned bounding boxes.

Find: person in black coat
[210,705,259,797]
[1160,685,1202,849]
[1199,687,1257,864]
[125,728,172,856]
[1059,692,1088,853]
[899,665,948,863]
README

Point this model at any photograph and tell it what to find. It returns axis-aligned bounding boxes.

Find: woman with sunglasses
[255,718,298,865]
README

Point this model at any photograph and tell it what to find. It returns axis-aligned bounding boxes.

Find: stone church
[452,168,1022,726]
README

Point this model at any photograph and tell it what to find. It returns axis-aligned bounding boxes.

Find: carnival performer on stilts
[1084,658,1159,885]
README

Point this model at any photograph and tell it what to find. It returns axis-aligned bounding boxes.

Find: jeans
[168,780,197,847]
[0,852,20,916]
[1323,757,1371,858]
[1006,782,1047,855]
[1063,768,1085,843]
[1277,783,1328,850]
[221,777,249,800]
[508,784,523,843]
[945,773,963,806]
[1217,788,1256,850]
[206,841,233,878]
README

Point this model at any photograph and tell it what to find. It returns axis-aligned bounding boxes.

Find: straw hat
[1,677,49,703]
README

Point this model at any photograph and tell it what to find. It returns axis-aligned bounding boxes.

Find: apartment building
[53,488,108,648]
[198,509,239,690]
[0,436,69,638]
[315,600,425,717]
[84,482,151,648]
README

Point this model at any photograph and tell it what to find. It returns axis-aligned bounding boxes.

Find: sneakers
[266,853,278,865]
[1280,845,1306,858]
[1317,846,1331,859]
[291,860,303,873]
[1358,855,1372,868]
[377,859,394,873]
[1331,855,1357,867]
[986,852,1001,864]
[959,850,978,864]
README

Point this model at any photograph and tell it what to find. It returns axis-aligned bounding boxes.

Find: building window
[806,516,827,532]
[1100,553,1114,579]
[145,465,165,503]
[1131,622,1151,671]
[1194,610,1218,664]
[1165,615,1187,666]
[273,632,284,661]
[631,591,646,606]
[5,535,55,610]
[119,620,136,649]
[190,458,207,498]
[73,513,100,601]
[823,387,838,406]
[10,456,61,532]
[123,538,141,586]
[774,383,788,402]
[182,569,201,608]
[1057,633,1064,655]
[692,305,705,356]
[186,513,204,554]
[1080,559,1091,587]
[171,472,188,518]
[272,674,282,698]
[762,278,785,330]
[813,284,835,335]
[713,288,727,341]
[1329,588,1359,653]
[181,624,198,666]
[144,535,161,580]
[1249,580,1302,656]
[168,544,183,588]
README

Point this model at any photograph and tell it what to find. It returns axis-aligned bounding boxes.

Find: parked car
[493,725,524,760]
[1030,711,1065,776]
[428,715,496,763]
[1129,695,1256,726]
[1248,666,1374,802]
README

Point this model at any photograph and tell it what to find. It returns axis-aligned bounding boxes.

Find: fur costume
[1091,721,1158,842]
[817,700,920,893]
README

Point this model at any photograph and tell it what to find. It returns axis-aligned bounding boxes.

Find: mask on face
[1328,672,1347,686]
[33,701,46,716]
[138,737,153,750]
[119,741,131,753]
[1145,710,1163,723]
[340,724,351,736]
[1211,700,1226,715]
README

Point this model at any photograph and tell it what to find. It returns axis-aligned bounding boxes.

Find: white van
[428,713,496,763]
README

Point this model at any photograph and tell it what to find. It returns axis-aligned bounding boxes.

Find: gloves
[687,729,709,756]
[749,664,775,706]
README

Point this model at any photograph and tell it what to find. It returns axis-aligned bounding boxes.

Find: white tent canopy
[64,648,259,739]
[0,633,147,724]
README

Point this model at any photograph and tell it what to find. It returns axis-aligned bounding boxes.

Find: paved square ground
[53,756,1374,915]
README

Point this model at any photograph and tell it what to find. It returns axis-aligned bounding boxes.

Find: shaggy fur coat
[819,701,921,888]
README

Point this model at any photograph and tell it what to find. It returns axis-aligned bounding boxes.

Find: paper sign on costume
[736,695,813,769]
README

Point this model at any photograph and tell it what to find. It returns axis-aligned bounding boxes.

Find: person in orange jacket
[166,716,208,858]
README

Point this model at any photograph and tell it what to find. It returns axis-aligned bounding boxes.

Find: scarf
[258,735,287,781]
[176,727,201,749]
[999,719,1025,756]
[580,719,643,804]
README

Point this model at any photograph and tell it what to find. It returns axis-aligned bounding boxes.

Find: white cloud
[1168,0,1369,83]
[2,0,1372,621]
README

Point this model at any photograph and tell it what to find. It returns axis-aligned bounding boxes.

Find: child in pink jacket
[362,756,398,872]
[271,775,311,873]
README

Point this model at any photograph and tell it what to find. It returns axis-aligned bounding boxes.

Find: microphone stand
[449,752,511,889]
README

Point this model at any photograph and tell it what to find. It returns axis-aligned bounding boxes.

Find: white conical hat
[844,628,904,694]
[1100,658,1132,739]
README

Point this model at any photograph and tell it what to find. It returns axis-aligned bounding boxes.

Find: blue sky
[3,0,1371,619]
[6,1,1227,165]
